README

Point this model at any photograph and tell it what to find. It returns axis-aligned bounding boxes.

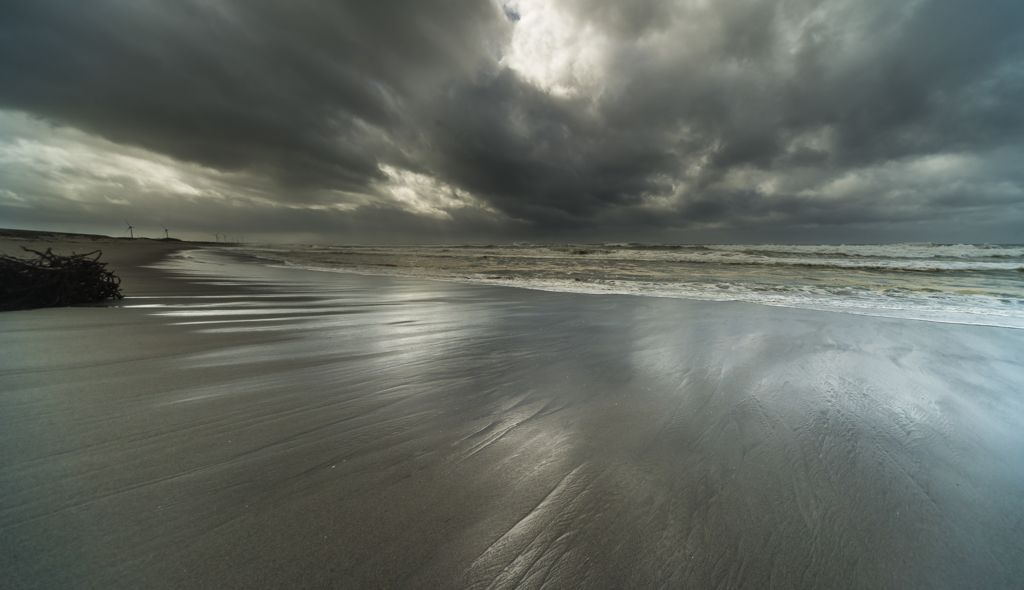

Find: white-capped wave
[237,243,1024,329]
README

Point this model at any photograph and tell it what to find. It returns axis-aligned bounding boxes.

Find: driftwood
[0,247,123,311]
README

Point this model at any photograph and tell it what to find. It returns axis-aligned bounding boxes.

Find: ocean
[237,242,1024,329]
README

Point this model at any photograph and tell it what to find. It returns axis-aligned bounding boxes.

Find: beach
[2,237,1024,589]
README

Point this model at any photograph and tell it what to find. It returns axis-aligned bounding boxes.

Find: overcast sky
[1,0,1022,244]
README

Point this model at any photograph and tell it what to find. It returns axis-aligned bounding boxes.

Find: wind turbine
[212,233,220,243]
[124,219,134,239]
[161,224,169,239]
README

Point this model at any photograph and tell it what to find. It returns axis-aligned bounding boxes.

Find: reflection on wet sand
[1,250,1022,588]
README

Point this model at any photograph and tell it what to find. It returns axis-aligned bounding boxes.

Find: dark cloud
[1,0,1023,242]
[0,0,508,194]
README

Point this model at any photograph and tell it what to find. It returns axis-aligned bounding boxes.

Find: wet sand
[2,244,1023,588]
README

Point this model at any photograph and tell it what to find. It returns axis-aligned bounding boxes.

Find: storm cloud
[1,0,1022,242]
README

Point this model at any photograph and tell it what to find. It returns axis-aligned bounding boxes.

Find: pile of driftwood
[0,247,123,311]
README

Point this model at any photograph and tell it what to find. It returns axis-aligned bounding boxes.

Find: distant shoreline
[4,228,1022,248]
[0,227,208,245]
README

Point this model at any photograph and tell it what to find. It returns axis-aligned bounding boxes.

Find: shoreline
[3,229,1020,331]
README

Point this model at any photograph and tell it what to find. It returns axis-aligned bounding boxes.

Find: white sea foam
[233,243,1024,329]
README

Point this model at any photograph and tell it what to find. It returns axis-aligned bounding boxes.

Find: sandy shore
[2,239,1023,588]
[0,229,208,297]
